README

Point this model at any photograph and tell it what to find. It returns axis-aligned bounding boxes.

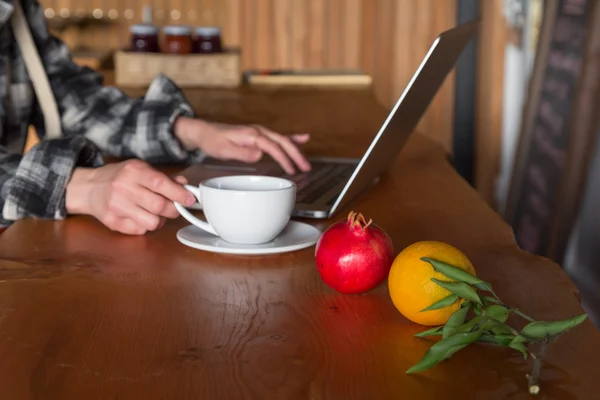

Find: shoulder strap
[11,1,62,139]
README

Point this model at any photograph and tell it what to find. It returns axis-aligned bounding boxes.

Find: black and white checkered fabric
[0,0,203,227]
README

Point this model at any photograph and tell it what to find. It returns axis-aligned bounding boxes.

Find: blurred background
[39,0,600,293]
[41,0,529,202]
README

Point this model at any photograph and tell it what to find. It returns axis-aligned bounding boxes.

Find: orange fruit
[388,241,476,326]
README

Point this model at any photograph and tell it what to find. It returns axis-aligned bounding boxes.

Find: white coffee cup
[173,175,296,245]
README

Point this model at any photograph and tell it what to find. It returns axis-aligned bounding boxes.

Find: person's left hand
[174,117,311,175]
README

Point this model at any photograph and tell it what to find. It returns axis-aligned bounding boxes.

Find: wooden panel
[168,0,183,25]
[105,0,120,50]
[272,0,293,69]
[290,0,308,69]
[223,0,241,47]
[197,0,213,25]
[324,0,342,68]
[307,0,326,68]
[375,0,395,106]
[412,0,434,137]
[392,0,413,103]
[360,0,377,80]
[342,0,362,67]
[254,0,272,69]
[475,0,507,205]
[45,0,460,152]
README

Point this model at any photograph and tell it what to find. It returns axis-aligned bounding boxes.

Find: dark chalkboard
[505,0,600,264]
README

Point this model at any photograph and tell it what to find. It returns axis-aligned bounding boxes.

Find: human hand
[65,160,196,235]
[174,117,311,175]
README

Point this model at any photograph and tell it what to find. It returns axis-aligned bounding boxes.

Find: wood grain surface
[1,86,598,399]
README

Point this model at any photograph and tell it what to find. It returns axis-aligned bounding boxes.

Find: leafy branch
[407,257,588,395]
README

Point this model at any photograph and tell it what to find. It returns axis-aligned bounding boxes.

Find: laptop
[181,19,480,219]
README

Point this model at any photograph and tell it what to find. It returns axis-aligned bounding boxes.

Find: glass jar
[163,25,193,54]
[130,24,159,53]
[194,27,223,54]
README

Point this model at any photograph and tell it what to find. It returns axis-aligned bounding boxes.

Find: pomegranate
[315,211,394,294]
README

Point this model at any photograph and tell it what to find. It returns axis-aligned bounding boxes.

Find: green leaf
[495,335,516,346]
[490,322,515,336]
[473,302,483,316]
[478,333,515,346]
[477,334,498,344]
[421,257,486,286]
[441,344,471,360]
[415,326,444,338]
[484,305,510,323]
[431,279,482,305]
[406,332,482,374]
[484,296,502,305]
[420,294,459,312]
[474,281,494,292]
[483,297,535,322]
[509,334,528,346]
[512,309,535,322]
[478,318,501,332]
[443,306,470,338]
[509,341,528,359]
[520,314,588,339]
[456,315,483,334]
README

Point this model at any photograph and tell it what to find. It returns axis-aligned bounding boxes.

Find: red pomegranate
[315,211,394,294]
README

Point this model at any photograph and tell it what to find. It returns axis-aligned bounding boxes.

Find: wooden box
[114,49,242,88]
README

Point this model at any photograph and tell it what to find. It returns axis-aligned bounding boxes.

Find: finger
[116,182,186,219]
[225,128,294,172]
[290,133,311,144]
[123,162,196,206]
[259,128,311,172]
[254,135,295,174]
[174,175,188,185]
[161,202,181,219]
[135,189,180,219]
[110,194,163,232]
[141,170,196,206]
[118,218,147,235]
[104,215,147,235]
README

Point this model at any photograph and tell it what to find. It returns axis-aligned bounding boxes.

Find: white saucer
[176,221,322,255]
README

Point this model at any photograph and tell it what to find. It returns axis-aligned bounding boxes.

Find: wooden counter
[0,86,598,399]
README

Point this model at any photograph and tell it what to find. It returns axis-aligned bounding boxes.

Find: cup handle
[173,185,218,236]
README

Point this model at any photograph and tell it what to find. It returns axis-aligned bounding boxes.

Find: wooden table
[0,86,598,399]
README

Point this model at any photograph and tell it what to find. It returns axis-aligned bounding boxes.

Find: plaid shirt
[0,0,204,227]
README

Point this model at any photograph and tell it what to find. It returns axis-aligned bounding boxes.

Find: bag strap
[11,0,62,139]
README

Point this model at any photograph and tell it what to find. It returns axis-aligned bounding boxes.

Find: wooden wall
[476,0,507,205]
[42,0,458,151]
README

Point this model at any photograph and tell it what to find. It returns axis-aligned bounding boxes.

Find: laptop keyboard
[277,162,356,203]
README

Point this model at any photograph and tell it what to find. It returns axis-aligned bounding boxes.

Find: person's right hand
[65,159,196,235]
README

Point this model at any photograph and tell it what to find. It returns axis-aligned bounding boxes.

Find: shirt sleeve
[0,137,104,225]
[23,0,205,164]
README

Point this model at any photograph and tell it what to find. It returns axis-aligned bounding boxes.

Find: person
[0,0,311,235]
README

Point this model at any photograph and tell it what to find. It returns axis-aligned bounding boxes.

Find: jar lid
[163,25,192,35]
[195,26,221,36]
[130,24,158,35]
